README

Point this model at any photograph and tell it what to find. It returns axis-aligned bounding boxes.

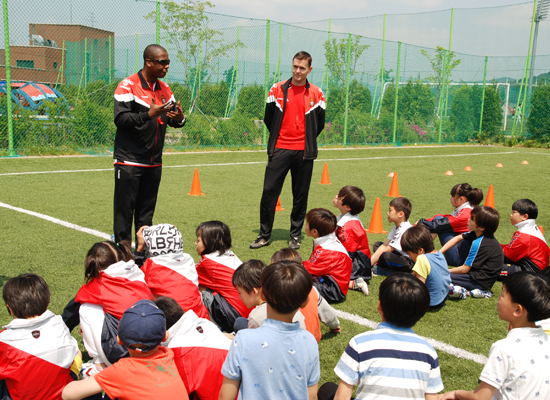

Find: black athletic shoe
[289,237,300,250]
[250,237,270,249]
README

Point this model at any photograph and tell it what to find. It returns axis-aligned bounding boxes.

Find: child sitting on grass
[440,206,504,299]
[195,221,253,332]
[401,225,451,309]
[231,259,306,330]
[62,299,188,400]
[303,208,353,303]
[0,274,81,400]
[219,261,320,400]
[501,199,550,276]
[371,197,414,275]
[137,223,209,319]
[318,273,443,400]
[271,248,341,341]
[439,272,550,400]
[333,185,371,296]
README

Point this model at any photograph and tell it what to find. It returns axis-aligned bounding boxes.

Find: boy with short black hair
[219,261,320,400]
[62,299,188,400]
[0,274,80,400]
[303,208,353,303]
[371,197,414,275]
[501,199,550,276]
[439,272,550,400]
[333,185,372,296]
[441,206,504,299]
[155,296,231,400]
[231,259,305,330]
[320,273,443,400]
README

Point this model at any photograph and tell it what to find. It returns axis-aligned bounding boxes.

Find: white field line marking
[0,201,111,240]
[1,200,487,364]
[335,310,488,364]
[0,151,519,177]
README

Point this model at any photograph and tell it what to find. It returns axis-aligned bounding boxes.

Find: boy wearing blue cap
[62,299,188,400]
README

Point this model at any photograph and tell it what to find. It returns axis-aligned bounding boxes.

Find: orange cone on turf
[496,163,503,168]
[484,184,495,208]
[445,171,454,176]
[187,168,205,196]
[388,172,395,178]
[366,197,388,234]
[386,173,401,197]
[319,162,331,184]
[275,197,285,212]
[464,166,472,171]
[521,160,529,165]
[539,226,544,236]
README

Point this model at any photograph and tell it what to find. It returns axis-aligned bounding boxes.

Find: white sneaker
[354,277,369,296]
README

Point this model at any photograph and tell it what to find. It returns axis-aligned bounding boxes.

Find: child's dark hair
[401,225,435,254]
[503,272,550,322]
[338,185,365,215]
[270,248,302,264]
[379,273,430,328]
[154,296,184,330]
[306,208,337,237]
[471,206,500,236]
[261,261,312,314]
[389,197,412,220]
[3,273,50,319]
[450,183,483,207]
[85,240,133,283]
[232,260,267,293]
[512,199,538,220]
[195,221,231,256]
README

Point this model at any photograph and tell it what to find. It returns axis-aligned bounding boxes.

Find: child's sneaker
[449,285,467,300]
[470,289,493,298]
[80,361,95,380]
[353,277,369,296]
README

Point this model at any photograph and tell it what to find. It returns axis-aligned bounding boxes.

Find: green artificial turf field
[1,145,549,392]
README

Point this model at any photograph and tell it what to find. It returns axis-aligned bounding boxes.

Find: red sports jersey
[75,260,153,320]
[142,254,209,320]
[419,202,474,234]
[336,213,371,257]
[196,251,253,318]
[163,311,231,400]
[303,233,353,295]
[0,311,79,400]
[502,220,550,271]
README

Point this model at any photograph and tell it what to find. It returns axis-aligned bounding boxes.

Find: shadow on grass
[0,275,12,288]
[251,228,304,242]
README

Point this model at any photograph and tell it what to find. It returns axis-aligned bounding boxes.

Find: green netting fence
[1,0,550,155]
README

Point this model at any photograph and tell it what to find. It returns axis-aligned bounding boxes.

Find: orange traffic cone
[484,184,495,208]
[366,198,388,234]
[187,168,205,196]
[388,172,394,177]
[521,160,529,165]
[275,197,285,212]
[445,171,454,176]
[539,226,544,236]
[464,166,472,171]
[386,173,401,197]
[496,163,503,168]
[319,162,331,184]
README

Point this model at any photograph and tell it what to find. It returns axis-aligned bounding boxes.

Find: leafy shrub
[197,82,229,117]
[527,83,550,142]
[235,84,264,119]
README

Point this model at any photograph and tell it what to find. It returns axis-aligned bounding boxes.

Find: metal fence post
[263,19,270,146]
[478,55,488,137]
[392,41,402,145]
[2,0,15,156]
[343,33,352,146]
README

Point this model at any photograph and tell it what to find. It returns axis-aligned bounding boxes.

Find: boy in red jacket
[303,208,352,303]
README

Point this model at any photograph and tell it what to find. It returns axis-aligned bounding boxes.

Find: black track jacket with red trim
[264,78,326,160]
[113,71,185,166]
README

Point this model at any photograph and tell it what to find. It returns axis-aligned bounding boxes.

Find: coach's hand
[167,100,185,122]
[148,98,171,119]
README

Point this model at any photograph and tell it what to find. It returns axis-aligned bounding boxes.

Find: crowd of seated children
[319,272,443,400]
[371,197,414,275]
[155,296,231,400]
[401,225,451,309]
[271,248,341,340]
[333,185,371,296]
[219,261,320,400]
[441,206,504,299]
[195,221,253,332]
[137,224,209,319]
[231,259,306,331]
[439,272,550,400]
[303,208,353,303]
[417,183,483,266]
[0,274,81,400]
[75,241,153,375]
[62,299,188,400]
[501,199,550,276]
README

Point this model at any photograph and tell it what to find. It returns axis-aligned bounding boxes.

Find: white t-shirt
[388,220,412,256]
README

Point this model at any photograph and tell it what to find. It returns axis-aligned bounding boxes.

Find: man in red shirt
[251,51,326,250]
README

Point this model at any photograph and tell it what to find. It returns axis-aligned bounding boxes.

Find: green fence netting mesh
[1,0,549,155]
